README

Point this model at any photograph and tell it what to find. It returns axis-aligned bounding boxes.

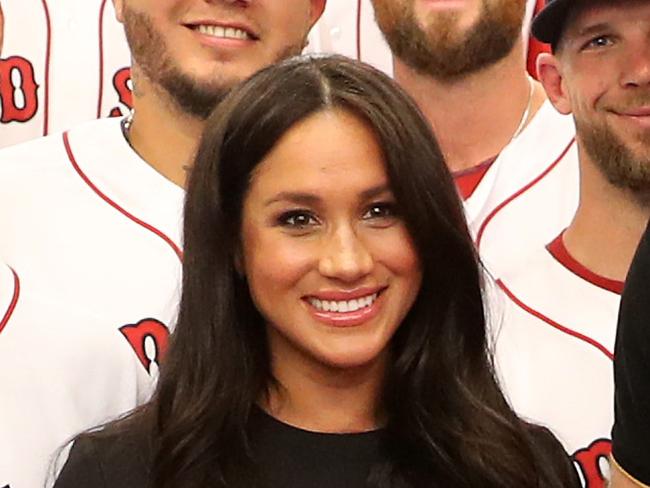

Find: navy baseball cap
[531,0,573,47]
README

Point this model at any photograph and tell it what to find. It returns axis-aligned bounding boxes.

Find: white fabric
[468,101,580,279]
[0,0,390,149]
[0,0,540,149]
[0,263,153,488]
[494,248,618,486]
[0,118,184,488]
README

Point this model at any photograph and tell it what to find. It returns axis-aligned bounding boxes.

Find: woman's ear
[234,249,245,279]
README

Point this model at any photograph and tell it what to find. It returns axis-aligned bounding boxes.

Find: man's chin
[160,73,230,119]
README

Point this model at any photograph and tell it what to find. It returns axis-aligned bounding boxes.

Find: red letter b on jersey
[0,56,39,123]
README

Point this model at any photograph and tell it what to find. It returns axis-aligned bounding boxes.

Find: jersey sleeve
[612,223,650,485]
[53,437,106,487]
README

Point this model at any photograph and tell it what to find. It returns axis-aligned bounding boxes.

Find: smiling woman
[53,55,580,488]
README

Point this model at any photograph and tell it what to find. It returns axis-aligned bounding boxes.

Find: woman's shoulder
[525,424,581,488]
[54,419,153,488]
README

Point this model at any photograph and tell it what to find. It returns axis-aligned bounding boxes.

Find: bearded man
[493,1,650,485]
[0,1,325,487]
[371,0,582,279]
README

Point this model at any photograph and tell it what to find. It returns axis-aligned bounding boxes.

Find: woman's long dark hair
[139,55,563,487]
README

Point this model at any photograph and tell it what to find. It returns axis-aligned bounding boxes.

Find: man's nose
[620,39,650,88]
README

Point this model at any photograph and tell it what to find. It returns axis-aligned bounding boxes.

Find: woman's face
[240,109,422,374]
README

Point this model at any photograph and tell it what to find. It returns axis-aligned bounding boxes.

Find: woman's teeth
[308,293,378,313]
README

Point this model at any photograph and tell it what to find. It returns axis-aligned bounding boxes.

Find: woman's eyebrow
[360,184,391,201]
[264,184,392,207]
[264,192,321,207]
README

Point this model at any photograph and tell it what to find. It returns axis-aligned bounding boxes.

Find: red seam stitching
[41,0,52,135]
[0,268,20,335]
[62,131,183,261]
[476,138,576,249]
[356,0,362,61]
[497,278,614,361]
[97,0,108,118]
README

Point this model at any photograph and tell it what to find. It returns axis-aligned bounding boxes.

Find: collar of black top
[531,0,574,46]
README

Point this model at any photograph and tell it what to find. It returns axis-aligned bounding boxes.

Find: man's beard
[578,107,650,206]
[373,0,526,82]
[123,7,305,119]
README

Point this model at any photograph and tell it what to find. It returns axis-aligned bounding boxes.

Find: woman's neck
[262,346,387,434]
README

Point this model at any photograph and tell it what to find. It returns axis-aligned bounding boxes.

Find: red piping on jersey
[547,233,624,295]
[0,268,20,335]
[496,278,614,361]
[454,156,498,200]
[62,131,184,261]
[475,138,576,249]
[41,0,52,135]
[97,0,108,118]
[356,0,363,61]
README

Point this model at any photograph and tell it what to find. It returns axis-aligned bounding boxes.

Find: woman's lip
[306,292,384,328]
[304,286,386,301]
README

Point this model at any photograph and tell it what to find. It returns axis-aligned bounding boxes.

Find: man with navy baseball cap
[530,0,573,50]
[493,0,650,485]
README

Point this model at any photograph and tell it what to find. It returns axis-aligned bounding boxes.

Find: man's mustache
[603,93,650,115]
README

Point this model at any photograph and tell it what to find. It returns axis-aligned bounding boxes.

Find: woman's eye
[279,211,318,228]
[363,202,398,221]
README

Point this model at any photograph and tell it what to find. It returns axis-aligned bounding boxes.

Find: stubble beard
[123,7,305,120]
[373,0,526,82]
[578,107,650,207]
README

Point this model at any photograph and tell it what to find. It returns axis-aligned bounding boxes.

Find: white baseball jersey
[0,0,388,149]
[0,117,183,488]
[0,0,132,147]
[0,261,156,488]
[0,0,543,149]
[493,235,620,488]
[467,100,580,279]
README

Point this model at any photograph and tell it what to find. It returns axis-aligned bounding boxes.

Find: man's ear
[537,52,573,116]
[309,0,327,28]
[113,0,125,24]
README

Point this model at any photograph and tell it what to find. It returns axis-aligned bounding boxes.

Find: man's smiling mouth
[193,25,254,41]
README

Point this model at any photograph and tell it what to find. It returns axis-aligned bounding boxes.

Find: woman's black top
[54,407,386,488]
[54,407,580,487]
[612,222,650,484]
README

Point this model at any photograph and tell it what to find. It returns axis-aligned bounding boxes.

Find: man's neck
[564,152,650,283]
[128,76,205,188]
[393,41,547,173]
